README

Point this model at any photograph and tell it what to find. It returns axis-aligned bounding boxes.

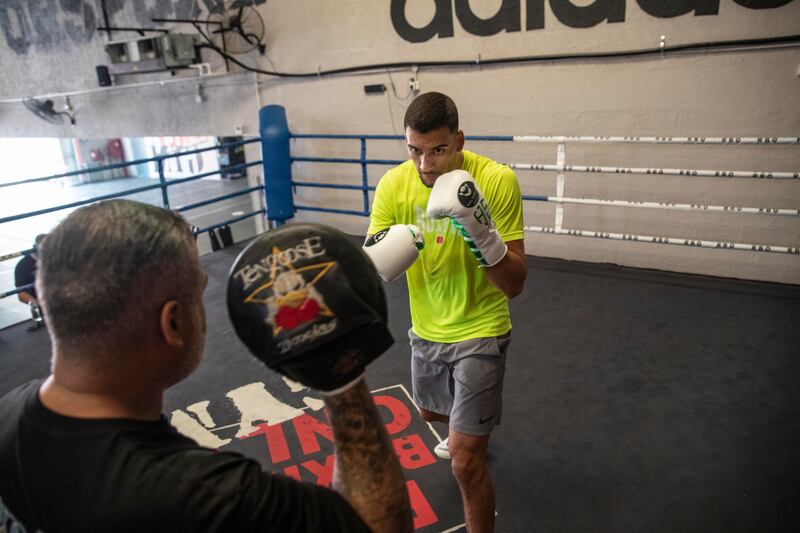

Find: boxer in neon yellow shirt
[367,92,526,532]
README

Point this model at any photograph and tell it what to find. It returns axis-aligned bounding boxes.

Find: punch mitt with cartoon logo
[426,169,507,267]
[362,224,424,283]
[227,223,393,394]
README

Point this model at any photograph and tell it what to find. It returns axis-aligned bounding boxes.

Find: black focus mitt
[227,223,393,393]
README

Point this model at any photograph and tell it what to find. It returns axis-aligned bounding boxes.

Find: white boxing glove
[426,170,507,267]
[362,224,424,282]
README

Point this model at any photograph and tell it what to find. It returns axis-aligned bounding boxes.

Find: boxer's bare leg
[449,429,494,533]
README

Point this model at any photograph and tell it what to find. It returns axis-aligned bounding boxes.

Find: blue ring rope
[194,209,266,235]
[292,156,404,166]
[176,186,262,212]
[294,205,369,217]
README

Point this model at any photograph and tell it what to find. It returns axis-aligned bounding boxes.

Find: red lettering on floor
[374,394,412,435]
[407,479,438,529]
[283,465,301,481]
[393,433,436,470]
[292,413,333,455]
[301,454,335,487]
[242,422,290,464]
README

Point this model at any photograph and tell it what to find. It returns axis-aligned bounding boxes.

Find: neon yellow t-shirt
[368,150,524,343]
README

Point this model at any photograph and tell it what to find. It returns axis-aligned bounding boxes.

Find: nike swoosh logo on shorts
[479,415,494,424]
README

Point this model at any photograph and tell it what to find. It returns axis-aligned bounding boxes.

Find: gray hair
[37,199,198,345]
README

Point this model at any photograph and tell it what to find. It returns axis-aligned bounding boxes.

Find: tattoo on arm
[324,380,413,533]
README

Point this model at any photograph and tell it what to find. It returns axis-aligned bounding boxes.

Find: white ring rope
[525,226,800,255]
[512,135,800,145]
[506,162,799,180]
[512,137,800,254]
[544,196,799,216]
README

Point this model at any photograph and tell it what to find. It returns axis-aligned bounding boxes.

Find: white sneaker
[434,437,451,459]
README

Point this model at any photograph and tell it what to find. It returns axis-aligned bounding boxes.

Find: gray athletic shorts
[409,329,511,436]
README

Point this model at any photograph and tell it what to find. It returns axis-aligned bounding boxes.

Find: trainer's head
[403,92,465,187]
[38,200,206,384]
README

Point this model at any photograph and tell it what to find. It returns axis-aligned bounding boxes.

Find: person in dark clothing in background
[14,234,46,330]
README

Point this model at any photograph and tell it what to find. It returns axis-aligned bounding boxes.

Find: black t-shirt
[0,381,370,533]
[14,254,37,298]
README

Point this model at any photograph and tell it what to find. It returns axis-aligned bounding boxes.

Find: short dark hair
[404,92,459,133]
[38,200,198,345]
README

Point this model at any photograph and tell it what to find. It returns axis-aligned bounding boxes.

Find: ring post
[259,105,294,226]
[360,137,369,215]
[156,158,170,208]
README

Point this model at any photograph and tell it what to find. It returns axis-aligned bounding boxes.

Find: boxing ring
[288,131,800,254]
[2,105,799,323]
[2,104,798,321]
[1,106,799,532]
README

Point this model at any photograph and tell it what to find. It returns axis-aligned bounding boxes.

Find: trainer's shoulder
[147,445,368,530]
[0,380,40,418]
[0,381,40,458]
[128,437,260,508]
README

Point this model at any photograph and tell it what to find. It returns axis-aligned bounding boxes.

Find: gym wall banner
[1,0,796,57]
[390,0,797,42]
